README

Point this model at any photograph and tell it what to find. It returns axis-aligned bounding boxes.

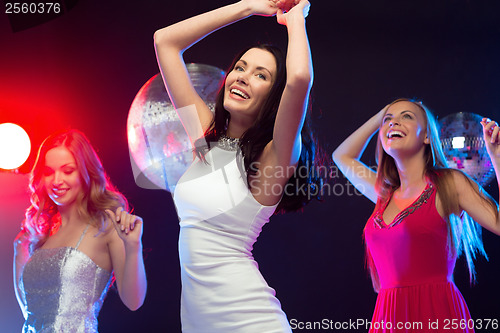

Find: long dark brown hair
[195,44,325,213]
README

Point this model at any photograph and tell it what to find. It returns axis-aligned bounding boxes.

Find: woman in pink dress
[332,98,500,332]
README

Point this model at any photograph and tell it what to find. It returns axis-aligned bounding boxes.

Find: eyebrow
[44,163,76,170]
[384,110,416,117]
[237,59,273,77]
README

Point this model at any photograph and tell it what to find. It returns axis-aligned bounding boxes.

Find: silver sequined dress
[20,226,113,333]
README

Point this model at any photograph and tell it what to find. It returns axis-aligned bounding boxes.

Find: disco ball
[127,63,225,191]
[439,112,495,186]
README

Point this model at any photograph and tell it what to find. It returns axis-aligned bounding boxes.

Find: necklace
[218,134,240,151]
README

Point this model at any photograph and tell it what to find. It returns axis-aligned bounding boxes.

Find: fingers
[276,8,285,25]
[107,207,143,236]
[481,118,500,144]
[105,209,116,223]
[119,210,135,235]
[491,125,500,144]
[275,0,308,14]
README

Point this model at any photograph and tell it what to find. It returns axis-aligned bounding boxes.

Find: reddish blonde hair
[23,129,128,250]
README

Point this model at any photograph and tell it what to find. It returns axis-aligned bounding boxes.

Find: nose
[53,171,64,186]
[389,119,400,127]
[236,73,248,85]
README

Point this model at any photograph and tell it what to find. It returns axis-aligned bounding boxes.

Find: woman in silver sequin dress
[154,0,325,331]
[13,129,147,333]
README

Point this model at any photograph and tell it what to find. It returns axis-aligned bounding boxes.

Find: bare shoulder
[99,221,119,245]
[449,168,477,191]
[14,228,29,245]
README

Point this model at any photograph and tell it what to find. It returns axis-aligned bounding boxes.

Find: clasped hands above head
[272,0,300,12]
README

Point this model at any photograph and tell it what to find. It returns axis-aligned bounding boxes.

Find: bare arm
[13,230,30,319]
[251,1,313,205]
[106,208,147,311]
[154,0,278,143]
[455,119,500,235]
[270,0,313,166]
[331,107,387,203]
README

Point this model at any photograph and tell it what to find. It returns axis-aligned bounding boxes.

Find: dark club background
[1,1,499,332]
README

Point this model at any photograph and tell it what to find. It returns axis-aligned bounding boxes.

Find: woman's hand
[376,104,391,125]
[106,207,147,310]
[275,0,295,12]
[276,0,310,26]
[481,118,500,161]
[241,0,278,17]
[106,207,143,247]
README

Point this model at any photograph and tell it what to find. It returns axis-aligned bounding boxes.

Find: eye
[64,169,75,175]
[403,114,413,119]
[256,73,267,80]
[43,167,54,176]
[382,116,391,123]
[234,65,244,72]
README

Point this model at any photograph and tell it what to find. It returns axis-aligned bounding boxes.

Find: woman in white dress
[154,0,324,332]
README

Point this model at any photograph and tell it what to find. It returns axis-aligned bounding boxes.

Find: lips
[52,187,69,196]
[230,87,249,99]
[387,130,406,139]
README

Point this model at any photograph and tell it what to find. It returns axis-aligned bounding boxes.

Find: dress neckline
[374,183,434,229]
[33,247,112,274]
[33,224,111,273]
[217,134,240,151]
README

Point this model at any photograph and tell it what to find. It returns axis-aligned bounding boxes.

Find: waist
[179,224,257,265]
[379,276,453,290]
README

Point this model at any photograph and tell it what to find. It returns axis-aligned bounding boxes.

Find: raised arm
[248,0,315,206]
[106,208,147,311]
[332,107,387,203]
[154,0,278,142]
[454,118,500,235]
[270,0,313,166]
[13,230,30,319]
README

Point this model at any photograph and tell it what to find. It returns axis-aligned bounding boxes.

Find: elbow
[126,302,143,312]
[287,70,312,89]
[125,294,146,311]
[120,281,147,311]
[331,149,355,170]
[153,29,164,48]
[154,28,183,57]
[153,27,172,49]
[331,149,341,166]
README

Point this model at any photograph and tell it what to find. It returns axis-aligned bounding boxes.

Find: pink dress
[364,183,473,333]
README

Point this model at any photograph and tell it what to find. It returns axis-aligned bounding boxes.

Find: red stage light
[0,123,31,170]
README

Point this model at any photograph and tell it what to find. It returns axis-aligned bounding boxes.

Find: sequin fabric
[373,183,434,229]
[21,233,113,332]
[217,134,240,151]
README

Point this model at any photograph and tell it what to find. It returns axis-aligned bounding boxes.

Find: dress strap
[75,224,90,249]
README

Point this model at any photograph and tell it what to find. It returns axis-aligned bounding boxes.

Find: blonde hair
[23,129,128,251]
[366,98,495,291]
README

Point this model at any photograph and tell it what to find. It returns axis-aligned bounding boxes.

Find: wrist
[124,241,143,254]
[235,1,254,17]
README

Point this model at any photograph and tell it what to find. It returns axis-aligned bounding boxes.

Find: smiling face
[43,146,83,208]
[379,101,430,158]
[223,48,277,125]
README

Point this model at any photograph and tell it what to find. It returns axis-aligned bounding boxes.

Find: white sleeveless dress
[173,140,291,333]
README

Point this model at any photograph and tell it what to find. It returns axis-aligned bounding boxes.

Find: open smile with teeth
[230,88,249,99]
[52,188,69,196]
[387,130,406,139]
